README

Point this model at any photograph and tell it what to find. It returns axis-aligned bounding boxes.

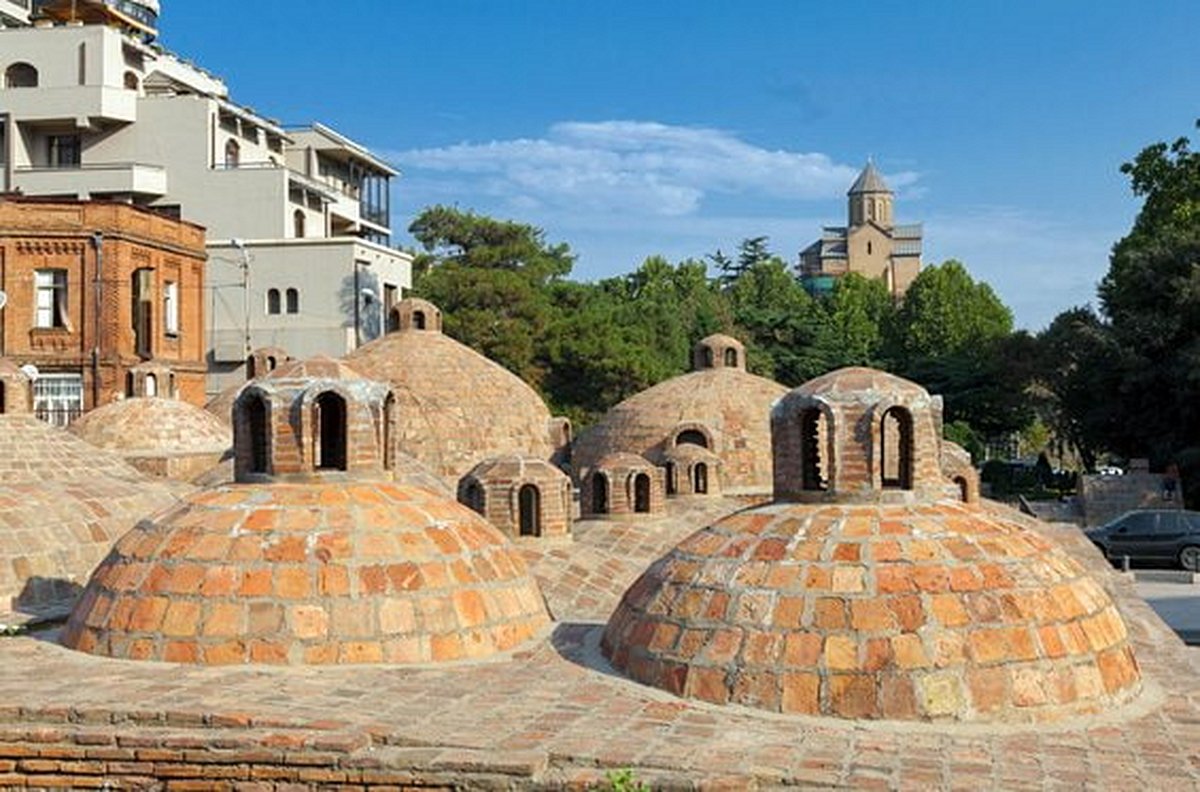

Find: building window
[144,372,158,397]
[34,269,67,329]
[285,287,299,314]
[163,281,179,336]
[48,135,81,168]
[131,268,153,358]
[518,484,541,537]
[123,71,139,91]
[591,472,608,515]
[293,210,305,238]
[33,372,83,427]
[266,288,281,315]
[4,62,37,88]
[224,138,240,168]
[633,473,652,513]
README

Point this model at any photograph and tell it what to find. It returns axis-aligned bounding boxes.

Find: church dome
[602,368,1141,722]
[68,397,231,482]
[344,299,558,486]
[573,334,787,495]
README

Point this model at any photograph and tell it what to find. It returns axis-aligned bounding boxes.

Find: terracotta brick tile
[248,639,289,664]
[165,564,206,594]
[288,605,328,640]
[731,669,780,710]
[262,536,307,564]
[862,637,894,672]
[931,631,966,668]
[968,628,1010,664]
[704,628,744,664]
[877,564,916,594]
[964,593,1001,623]
[910,565,950,593]
[340,640,384,663]
[831,543,861,562]
[828,673,877,718]
[805,566,833,590]
[891,634,930,669]
[648,622,681,653]
[780,672,819,714]
[160,600,201,638]
[239,569,272,597]
[1037,625,1067,659]
[331,600,373,638]
[429,633,463,662]
[202,602,243,638]
[929,594,970,627]
[742,630,781,667]
[782,631,822,667]
[686,666,731,705]
[162,640,199,663]
[382,636,425,664]
[127,597,169,632]
[966,666,1008,713]
[1011,667,1048,707]
[358,565,389,595]
[880,673,918,719]
[813,597,848,629]
[872,540,903,562]
[823,635,857,671]
[202,639,247,664]
[302,642,339,665]
[919,671,965,717]
[187,533,232,562]
[1097,647,1138,694]
[831,566,865,593]
[753,538,788,561]
[948,567,983,592]
[772,595,804,629]
[384,562,422,592]
[198,565,238,597]
[887,595,925,631]
[274,567,310,599]
[1008,627,1039,661]
[851,599,897,632]
[378,600,416,635]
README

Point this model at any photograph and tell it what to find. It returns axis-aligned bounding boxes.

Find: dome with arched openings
[459,455,572,540]
[601,368,1142,723]
[344,299,561,487]
[62,360,550,665]
[573,334,787,497]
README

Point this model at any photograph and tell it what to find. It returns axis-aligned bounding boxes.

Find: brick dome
[68,397,231,482]
[573,335,787,496]
[581,453,665,519]
[205,352,339,426]
[61,482,550,665]
[62,357,551,665]
[0,416,182,611]
[602,368,1142,722]
[344,300,559,486]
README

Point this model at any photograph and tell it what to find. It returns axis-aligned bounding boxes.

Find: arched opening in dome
[246,395,269,474]
[880,406,914,490]
[124,371,134,397]
[591,472,609,514]
[144,373,157,397]
[463,481,485,515]
[675,428,709,448]
[800,408,826,491]
[518,484,541,537]
[0,382,5,414]
[168,372,176,397]
[267,355,277,371]
[665,462,677,495]
[412,310,426,330]
[382,392,395,470]
[724,348,738,367]
[387,307,400,333]
[693,463,708,494]
[702,347,714,368]
[314,391,347,471]
[246,355,256,379]
[955,475,969,503]
[633,473,651,513]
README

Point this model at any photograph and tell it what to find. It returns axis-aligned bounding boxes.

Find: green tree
[823,273,894,368]
[888,260,1013,363]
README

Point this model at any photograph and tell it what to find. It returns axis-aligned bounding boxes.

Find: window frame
[34,268,68,329]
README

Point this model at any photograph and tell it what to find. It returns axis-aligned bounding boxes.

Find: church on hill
[798,160,923,298]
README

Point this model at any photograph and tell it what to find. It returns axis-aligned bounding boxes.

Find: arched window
[412,310,426,330]
[633,473,652,513]
[4,63,38,88]
[675,429,708,448]
[693,463,708,495]
[125,371,134,397]
[314,391,347,471]
[246,395,269,474]
[518,484,541,537]
[285,288,299,314]
[664,462,676,496]
[880,406,914,490]
[224,138,240,169]
[266,355,277,371]
[0,382,5,414]
[246,355,257,379]
[144,373,157,397]
[266,288,281,315]
[867,241,873,255]
[463,481,485,515]
[387,307,401,333]
[724,348,738,367]
[800,408,826,491]
[123,71,139,91]
[293,210,305,238]
[955,476,969,503]
[591,472,608,515]
[702,347,714,368]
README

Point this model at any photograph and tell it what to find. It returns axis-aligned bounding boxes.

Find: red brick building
[0,198,207,421]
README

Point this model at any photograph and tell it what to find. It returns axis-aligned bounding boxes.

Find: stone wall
[1080,467,1183,526]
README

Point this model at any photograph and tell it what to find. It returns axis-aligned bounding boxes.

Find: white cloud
[391,121,917,218]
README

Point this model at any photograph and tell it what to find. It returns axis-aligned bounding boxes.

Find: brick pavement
[0,499,1198,789]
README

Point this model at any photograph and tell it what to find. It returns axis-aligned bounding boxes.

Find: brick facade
[0,198,207,415]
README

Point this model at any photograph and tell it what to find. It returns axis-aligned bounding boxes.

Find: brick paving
[1,500,1199,788]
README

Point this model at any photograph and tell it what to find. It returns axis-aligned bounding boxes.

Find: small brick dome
[68,397,231,482]
[61,482,551,665]
[459,455,572,539]
[205,353,342,426]
[573,335,787,496]
[581,453,665,518]
[0,415,182,611]
[344,301,560,486]
[0,358,32,415]
[602,368,1142,722]
[662,443,721,497]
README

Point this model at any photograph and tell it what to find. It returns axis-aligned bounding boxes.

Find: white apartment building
[0,0,412,397]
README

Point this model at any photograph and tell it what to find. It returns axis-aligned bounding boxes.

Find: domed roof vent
[772,367,945,505]
[389,297,442,333]
[693,334,745,371]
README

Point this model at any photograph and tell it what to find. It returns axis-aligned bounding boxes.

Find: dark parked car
[1086,509,1200,571]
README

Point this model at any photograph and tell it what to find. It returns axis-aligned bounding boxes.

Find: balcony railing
[14,161,167,197]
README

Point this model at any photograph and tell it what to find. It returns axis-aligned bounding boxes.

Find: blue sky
[165,1,1200,329]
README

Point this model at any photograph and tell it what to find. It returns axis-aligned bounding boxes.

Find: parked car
[1086,509,1200,571]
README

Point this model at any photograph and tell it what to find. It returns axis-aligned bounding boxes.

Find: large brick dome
[344,299,559,486]
[68,397,231,482]
[61,482,550,664]
[573,334,788,495]
[62,358,550,664]
[0,415,182,611]
[602,368,1142,722]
